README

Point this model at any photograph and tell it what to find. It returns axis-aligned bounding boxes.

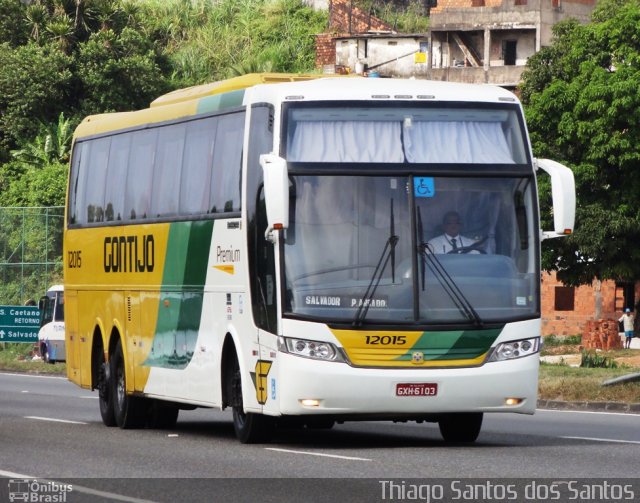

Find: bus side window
[54,292,64,322]
[39,296,53,327]
[247,104,275,332]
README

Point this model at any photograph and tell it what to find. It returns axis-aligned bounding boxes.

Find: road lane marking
[265,447,371,461]
[537,408,640,417]
[25,416,87,425]
[561,436,640,445]
[0,469,158,503]
[1,372,66,380]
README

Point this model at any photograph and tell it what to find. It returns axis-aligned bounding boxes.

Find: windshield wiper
[353,199,398,327]
[416,208,483,327]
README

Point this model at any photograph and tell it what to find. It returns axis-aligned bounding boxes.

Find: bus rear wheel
[98,360,116,427]
[438,413,483,443]
[230,358,274,444]
[111,339,147,429]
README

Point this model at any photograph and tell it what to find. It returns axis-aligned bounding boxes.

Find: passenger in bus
[427,211,480,254]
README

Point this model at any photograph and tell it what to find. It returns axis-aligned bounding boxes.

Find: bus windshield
[282,174,538,325]
[284,104,528,164]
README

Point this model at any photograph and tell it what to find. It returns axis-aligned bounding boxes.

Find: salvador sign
[0,305,40,342]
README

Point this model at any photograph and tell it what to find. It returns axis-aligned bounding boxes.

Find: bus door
[65,290,81,383]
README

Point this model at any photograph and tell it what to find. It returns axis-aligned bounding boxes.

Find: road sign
[0,305,41,342]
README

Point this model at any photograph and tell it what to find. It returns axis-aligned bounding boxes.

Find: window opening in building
[503,40,517,66]
[554,286,575,311]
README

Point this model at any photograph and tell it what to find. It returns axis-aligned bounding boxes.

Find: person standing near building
[619,308,635,349]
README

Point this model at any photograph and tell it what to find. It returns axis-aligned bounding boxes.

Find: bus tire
[438,412,483,443]
[98,360,116,427]
[111,339,147,429]
[230,358,274,444]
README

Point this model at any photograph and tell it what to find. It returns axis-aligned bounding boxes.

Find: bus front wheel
[438,413,483,443]
[230,358,274,444]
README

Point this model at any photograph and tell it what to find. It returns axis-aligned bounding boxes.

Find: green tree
[0,42,73,161]
[0,0,29,46]
[10,113,73,167]
[520,0,640,285]
[0,113,72,208]
[75,27,171,114]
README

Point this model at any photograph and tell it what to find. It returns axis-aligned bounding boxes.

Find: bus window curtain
[288,120,515,164]
[404,121,515,164]
[288,121,404,162]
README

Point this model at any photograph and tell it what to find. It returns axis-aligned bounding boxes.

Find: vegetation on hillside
[0,0,327,209]
[0,0,327,304]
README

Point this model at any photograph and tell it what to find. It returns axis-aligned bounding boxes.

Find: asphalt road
[1,372,639,502]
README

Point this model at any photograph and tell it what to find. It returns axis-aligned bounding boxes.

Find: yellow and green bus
[64,73,575,443]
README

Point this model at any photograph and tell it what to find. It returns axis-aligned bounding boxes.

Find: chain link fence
[0,207,64,305]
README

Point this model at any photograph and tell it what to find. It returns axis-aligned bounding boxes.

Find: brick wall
[432,0,502,13]
[541,271,617,336]
[315,32,338,68]
[540,271,640,337]
[315,0,392,70]
[329,0,391,34]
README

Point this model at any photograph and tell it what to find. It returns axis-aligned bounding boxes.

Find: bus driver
[427,211,479,254]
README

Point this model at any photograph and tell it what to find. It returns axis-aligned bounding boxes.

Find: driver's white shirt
[426,233,477,254]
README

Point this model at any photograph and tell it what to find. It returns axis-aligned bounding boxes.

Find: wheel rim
[116,364,125,409]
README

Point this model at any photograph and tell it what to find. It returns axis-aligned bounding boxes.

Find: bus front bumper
[274,353,539,417]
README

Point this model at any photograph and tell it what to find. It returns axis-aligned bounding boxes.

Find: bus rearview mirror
[260,153,289,239]
[536,158,576,240]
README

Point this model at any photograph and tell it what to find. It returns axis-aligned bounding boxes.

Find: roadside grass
[540,334,582,356]
[0,343,65,375]
[539,363,640,403]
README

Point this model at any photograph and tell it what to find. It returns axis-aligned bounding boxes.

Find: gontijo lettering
[104,235,154,272]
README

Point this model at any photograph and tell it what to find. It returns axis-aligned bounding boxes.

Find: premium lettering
[104,235,154,273]
[217,246,240,263]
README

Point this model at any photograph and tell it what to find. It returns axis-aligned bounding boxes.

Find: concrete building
[427,0,596,87]
[314,0,596,87]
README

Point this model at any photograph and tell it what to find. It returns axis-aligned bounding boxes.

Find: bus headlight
[278,337,345,362]
[488,337,540,362]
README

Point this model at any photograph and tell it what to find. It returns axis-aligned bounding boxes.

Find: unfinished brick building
[311,0,597,86]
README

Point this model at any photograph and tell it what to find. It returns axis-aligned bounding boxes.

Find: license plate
[396,383,438,397]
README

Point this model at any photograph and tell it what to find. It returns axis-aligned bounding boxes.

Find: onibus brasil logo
[8,479,72,502]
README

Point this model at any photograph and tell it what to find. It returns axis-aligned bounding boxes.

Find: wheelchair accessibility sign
[414,177,435,198]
